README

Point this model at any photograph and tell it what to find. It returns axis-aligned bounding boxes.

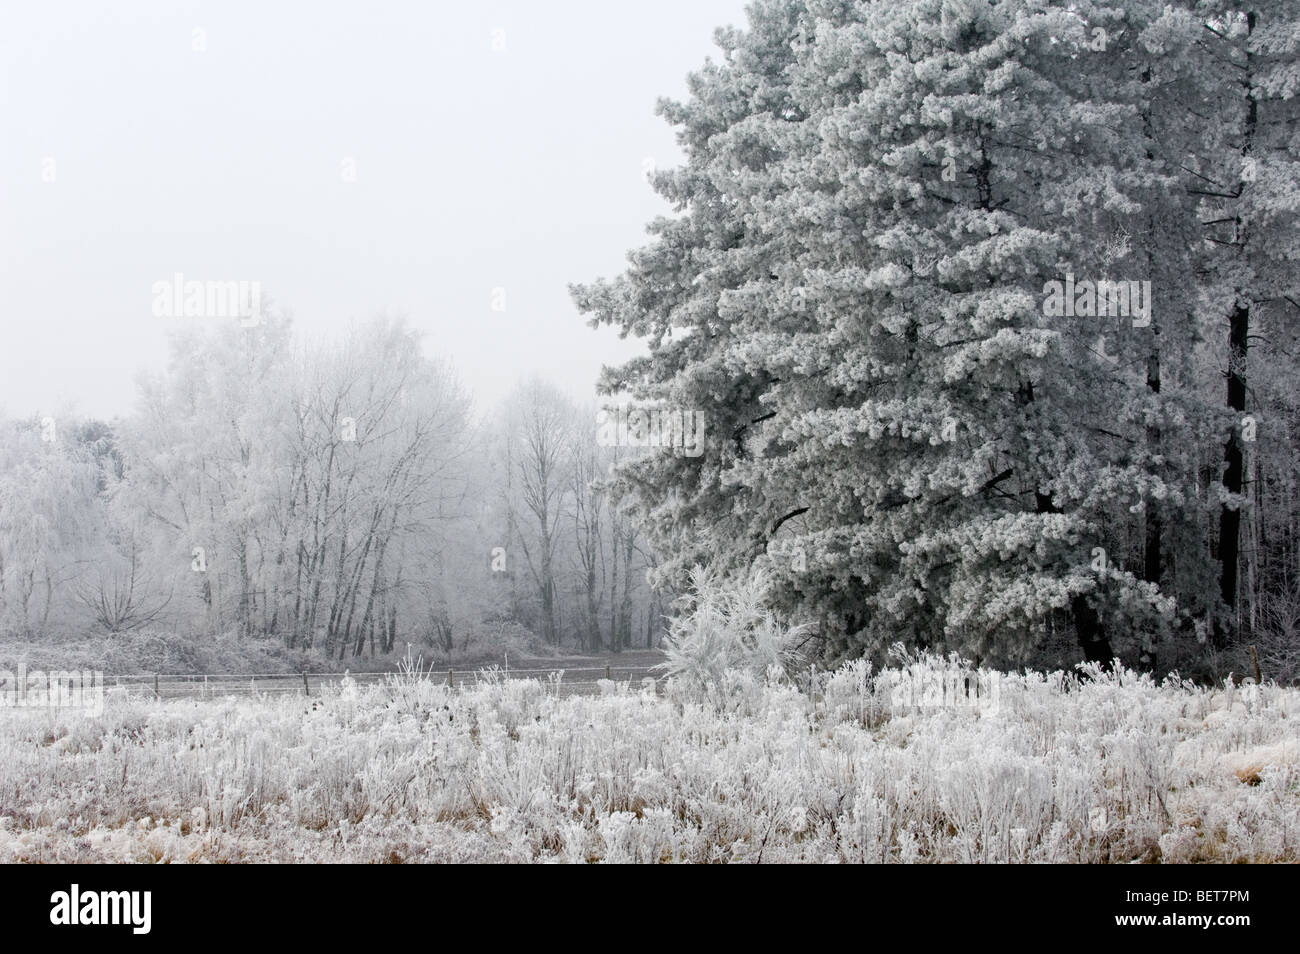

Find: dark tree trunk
[1039,493,1114,668]
[1022,378,1115,667]
[1071,594,1112,667]
[1217,301,1249,645]
[1142,350,1162,671]
[1216,11,1257,646]
[1144,351,1163,586]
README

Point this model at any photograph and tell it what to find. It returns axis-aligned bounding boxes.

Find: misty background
[0,1,750,669]
[1,0,748,419]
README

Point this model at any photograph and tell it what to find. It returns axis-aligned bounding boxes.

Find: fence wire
[101,664,666,700]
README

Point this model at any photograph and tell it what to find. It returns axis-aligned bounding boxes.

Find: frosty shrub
[1256,585,1300,686]
[659,566,811,697]
[384,648,454,722]
[878,643,1005,717]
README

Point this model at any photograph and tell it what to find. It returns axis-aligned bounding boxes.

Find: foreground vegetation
[1,655,1296,863]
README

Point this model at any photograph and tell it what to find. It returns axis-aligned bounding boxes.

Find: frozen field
[0,658,1297,863]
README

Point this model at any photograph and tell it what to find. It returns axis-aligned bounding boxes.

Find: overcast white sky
[0,0,750,422]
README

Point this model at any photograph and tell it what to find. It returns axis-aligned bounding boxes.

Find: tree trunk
[1070,594,1112,667]
[1217,300,1249,644]
[1215,10,1257,646]
[1142,349,1162,671]
[1020,377,1115,666]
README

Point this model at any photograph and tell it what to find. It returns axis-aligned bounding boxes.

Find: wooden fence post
[303,672,310,696]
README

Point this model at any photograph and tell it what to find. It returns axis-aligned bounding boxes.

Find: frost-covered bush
[0,657,1297,863]
[813,658,886,727]
[1255,584,1300,686]
[659,566,811,698]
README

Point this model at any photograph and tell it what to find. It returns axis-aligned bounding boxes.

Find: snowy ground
[0,660,1297,863]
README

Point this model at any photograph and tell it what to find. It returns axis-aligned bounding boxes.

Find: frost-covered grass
[0,659,1297,863]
